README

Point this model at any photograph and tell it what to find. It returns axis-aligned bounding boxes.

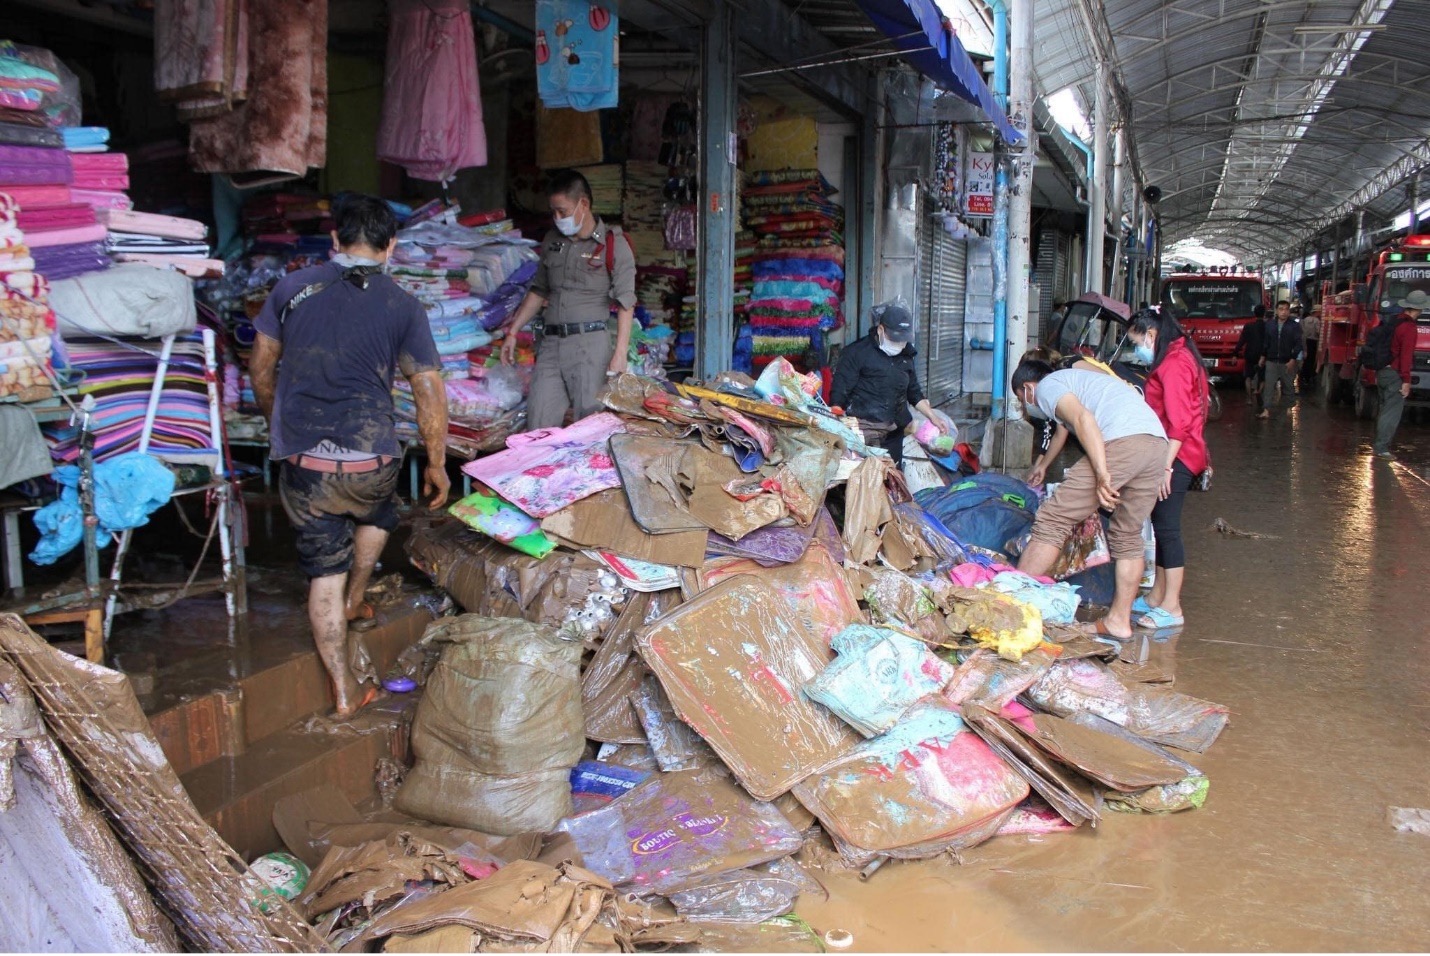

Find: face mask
[879,337,903,356]
[555,214,580,237]
[1134,341,1155,364]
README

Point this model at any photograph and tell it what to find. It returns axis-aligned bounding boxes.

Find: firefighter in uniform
[501,169,637,430]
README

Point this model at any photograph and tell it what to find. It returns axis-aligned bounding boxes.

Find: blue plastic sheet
[30,452,176,565]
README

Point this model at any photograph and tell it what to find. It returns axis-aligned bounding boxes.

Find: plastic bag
[637,577,862,801]
[943,647,1056,711]
[569,761,649,815]
[945,587,1044,661]
[395,616,583,834]
[447,490,555,558]
[804,625,955,738]
[986,571,1081,625]
[1027,659,1230,753]
[631,675,716,771]
[554,768,804,895]
[666,858,818,923]
[791,700,1028,864]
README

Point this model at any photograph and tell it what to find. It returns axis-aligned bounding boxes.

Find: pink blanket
[23,222,107,248]
[70,189,133,211]
[69,152,129,173]
[99,209,207,241]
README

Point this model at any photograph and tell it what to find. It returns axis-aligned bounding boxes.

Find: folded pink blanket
[112,253,224,277]
[24,222,108,248]
[99,208,206,241]
[68,152,129,173]
[18,203,96,231]
[2,184,70,208]
[71,173,129,191]
[70,188,132,211]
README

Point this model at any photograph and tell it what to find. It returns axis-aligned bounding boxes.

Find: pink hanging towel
[377,0,487,182]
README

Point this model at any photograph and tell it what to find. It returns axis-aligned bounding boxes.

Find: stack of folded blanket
[100,207,219,277]
[0,191,58,399]
[741,168,846,371]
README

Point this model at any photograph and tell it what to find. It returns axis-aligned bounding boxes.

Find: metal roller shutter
[921,219,968,404]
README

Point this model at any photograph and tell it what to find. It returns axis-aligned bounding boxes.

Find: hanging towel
[154,0,250,118]
[535,0,619,111]
[189,0,328,185]
[535,105,603,169]
[376,0,487,182]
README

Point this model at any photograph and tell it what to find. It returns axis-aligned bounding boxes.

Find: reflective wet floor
[797,393,1429,951]
[53,388,1430,951]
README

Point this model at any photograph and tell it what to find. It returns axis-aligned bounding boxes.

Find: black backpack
[1359,316,1402,371]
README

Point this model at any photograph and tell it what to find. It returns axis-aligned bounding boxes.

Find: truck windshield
[1163,281,1263,320]
[1380,267,1430,313]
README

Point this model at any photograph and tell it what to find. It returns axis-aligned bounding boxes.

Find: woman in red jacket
[1127,309,1210,628]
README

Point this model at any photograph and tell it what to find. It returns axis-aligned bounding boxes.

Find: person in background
[250,195,450,718]
[1299,302,1321,391]
[501,169,636,430]
[1259,299,1303,419]
[1373,289,1425,461]
[1125,309,1209,629]
[1234,303,1267,412]
[1012,359,1169,639]
[831,302,949,468]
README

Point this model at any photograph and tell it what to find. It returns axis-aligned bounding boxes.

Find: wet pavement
[796,393,1429,952]
[18,389,1429,951]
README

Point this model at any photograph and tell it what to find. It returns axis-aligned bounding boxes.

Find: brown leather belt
[287,454,391,474]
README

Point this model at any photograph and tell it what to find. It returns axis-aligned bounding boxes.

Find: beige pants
[527,328,614,430]
[1029,433,1168,561]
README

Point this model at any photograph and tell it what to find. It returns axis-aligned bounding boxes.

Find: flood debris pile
[288,368,1230,950]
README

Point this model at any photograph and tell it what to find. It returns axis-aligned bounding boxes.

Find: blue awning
[855,0,1021,144]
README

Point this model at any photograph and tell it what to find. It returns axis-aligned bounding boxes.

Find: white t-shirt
[1034,369,1167,443]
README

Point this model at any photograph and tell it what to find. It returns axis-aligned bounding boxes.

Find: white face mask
[555,214,580,237]
[879,334,903,356]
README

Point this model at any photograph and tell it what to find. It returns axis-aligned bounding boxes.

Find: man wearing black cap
[831,302,948,466]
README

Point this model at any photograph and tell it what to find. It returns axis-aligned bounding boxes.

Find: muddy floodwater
[99,392,1427,952]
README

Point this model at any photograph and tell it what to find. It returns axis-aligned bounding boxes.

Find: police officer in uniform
[501,170,637,430]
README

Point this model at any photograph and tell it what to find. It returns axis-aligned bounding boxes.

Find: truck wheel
[1354,377,1379,420]
[1320,362,1341,405]
[1207,385,1223,421]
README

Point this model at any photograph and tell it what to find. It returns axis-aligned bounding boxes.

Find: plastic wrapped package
[943,647,1056,711]
[945,586,1045,661]
[804,625,955,737]
[636,577,862,800]
[394,616,583,834]
[446,490,555,558]
[1067,714,1209,813]
[631,675,717,771]
[554,768,805,895]
[666,858,820,923]
[1027,659,1230,754]
[986,572,1081,625]
[693,541,862,647]
[569,761,649,815]
[792,700,1029,864]
[581,592,655,744]
[860,567,945,644]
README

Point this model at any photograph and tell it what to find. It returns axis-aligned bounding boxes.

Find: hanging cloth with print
[535,0,619,111]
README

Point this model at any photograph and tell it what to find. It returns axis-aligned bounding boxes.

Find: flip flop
[1135,607,1185,629]
[1092,618,1133,641]
[329,682,384,719]
[1132,596,1155,615]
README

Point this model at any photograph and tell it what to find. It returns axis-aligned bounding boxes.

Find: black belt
[545,321,608,337]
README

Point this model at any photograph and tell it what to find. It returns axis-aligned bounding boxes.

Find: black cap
[877,304,915,343]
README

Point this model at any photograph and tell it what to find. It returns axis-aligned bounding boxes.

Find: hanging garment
[535,0,619,111]
[377,0,487,182]
[154,0,251,117]
[535,105,603,169]
[188,0,327,186]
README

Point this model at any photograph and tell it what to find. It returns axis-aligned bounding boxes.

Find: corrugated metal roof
[1033,0,1430,261]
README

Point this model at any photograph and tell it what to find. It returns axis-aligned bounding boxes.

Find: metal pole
[1331,221,1342,291]
[992,148,1010,416]
[696,0,736,379]
[1005,0,1035,417]
[1108,129,1125,299]
[1411,173,1421,234]
[1086,61,1109,294]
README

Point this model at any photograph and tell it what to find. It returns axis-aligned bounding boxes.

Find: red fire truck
[1317,233,1430,417]
[1159,270,1269,377]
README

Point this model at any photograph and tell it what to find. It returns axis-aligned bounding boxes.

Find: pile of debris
[252,364,1228,950]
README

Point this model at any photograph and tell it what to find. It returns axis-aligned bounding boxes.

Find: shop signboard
[964,151,994,217]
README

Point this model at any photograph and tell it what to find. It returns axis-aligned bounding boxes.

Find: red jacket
[1390,311,1417,381]
[1143,337,1209,474]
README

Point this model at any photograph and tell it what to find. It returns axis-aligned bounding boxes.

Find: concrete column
[856,70,883,325]
[696,0,736,378]
[1085,61,1109,295]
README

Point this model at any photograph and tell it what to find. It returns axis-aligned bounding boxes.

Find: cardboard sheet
[636,577,861,800]
[541,488,709,568]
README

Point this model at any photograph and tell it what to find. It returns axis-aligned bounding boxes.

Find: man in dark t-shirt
[250,194,449,717]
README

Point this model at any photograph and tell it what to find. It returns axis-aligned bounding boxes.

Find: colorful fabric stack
[101,207,218,278]
[622,161,669,265]
[574,164,623,217]
[42,332,217,464]
[0,192,58,399]
[0,144,109,282]
[241,193,331,239]
[742,169,845,370]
